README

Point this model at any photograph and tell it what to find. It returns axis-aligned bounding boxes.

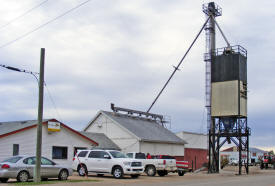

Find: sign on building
[48,121,61,132]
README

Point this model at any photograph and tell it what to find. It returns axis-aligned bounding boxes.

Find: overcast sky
[0,0,274,151]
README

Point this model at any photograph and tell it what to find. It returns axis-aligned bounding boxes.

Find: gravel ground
[2,166,275,186]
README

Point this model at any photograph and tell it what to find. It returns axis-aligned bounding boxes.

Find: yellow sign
[48,121,61,132]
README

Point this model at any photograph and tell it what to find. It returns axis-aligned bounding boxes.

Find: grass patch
[13,179,100,185]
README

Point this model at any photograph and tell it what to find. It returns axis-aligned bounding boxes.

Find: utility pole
[34,48,45,182]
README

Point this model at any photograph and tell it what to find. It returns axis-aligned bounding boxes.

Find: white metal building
[221,146,267,164]
[176,131,207,149]
[249,147,267,163]
[220,147,243,164]
[0,119,98,166]
[84,111,187,156]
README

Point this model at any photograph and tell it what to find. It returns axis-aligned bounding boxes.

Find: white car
[72,150,143,179]
[230,159,239,166]
[0,155,72,183]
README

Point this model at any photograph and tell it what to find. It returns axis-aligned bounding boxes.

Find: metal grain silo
[211,45,247,117]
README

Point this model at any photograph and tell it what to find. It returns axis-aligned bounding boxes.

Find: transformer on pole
[203,2,250,174]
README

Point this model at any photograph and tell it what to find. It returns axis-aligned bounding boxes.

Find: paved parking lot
[3,166,275,186]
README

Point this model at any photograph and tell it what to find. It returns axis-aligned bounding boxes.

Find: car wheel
[145,165,156,176]
[157,170,166,177]
[178,170,185,176]
[131,174,140,178]
[78,164,87,176]
[0,178,9,183]
[58,169,69,180]
[113,166,124,179]
[17,171,29,182]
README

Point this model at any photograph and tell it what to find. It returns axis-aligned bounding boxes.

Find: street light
[0,48,45,182]
[0,64,39,81]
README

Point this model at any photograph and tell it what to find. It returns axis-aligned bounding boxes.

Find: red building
[176,131,208,171]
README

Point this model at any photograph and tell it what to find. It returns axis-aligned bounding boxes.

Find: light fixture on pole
[1,48,45,182]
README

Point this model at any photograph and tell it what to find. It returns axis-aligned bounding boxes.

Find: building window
[52,146,68,159]
[13,144,19,156]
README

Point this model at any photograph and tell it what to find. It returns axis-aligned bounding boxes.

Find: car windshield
[109,151,128,158]
[1,156,23,163]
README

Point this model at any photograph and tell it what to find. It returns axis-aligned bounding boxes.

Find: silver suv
[72,150,143,179]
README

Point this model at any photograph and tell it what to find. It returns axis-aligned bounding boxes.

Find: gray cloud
[0,0,274,149]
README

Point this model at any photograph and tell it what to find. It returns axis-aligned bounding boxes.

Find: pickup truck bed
[176,160,190,175]
[127,153,188,176]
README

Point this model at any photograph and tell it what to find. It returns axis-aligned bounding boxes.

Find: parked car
[0,155,72,183]
[229,159,239,166]
[72,149,143,179]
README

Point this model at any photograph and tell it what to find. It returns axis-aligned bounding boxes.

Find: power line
[0,0,49,31]
[0,0,92,49]
[44,82,64,123]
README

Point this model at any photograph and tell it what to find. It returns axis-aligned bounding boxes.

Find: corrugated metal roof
[101,111,187,145]
[79,132,120,150]
[0,119,50,136]
[222,146,267,153]
[222,147,235,152]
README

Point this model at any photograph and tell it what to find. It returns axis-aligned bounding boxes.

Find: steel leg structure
[208,117,250,174]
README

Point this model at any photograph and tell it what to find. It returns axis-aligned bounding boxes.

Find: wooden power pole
[34,48,45,182]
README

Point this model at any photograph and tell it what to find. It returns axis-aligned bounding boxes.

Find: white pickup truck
[126,152,178,176]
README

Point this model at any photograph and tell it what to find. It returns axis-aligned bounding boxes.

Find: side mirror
[104,155,111,159]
